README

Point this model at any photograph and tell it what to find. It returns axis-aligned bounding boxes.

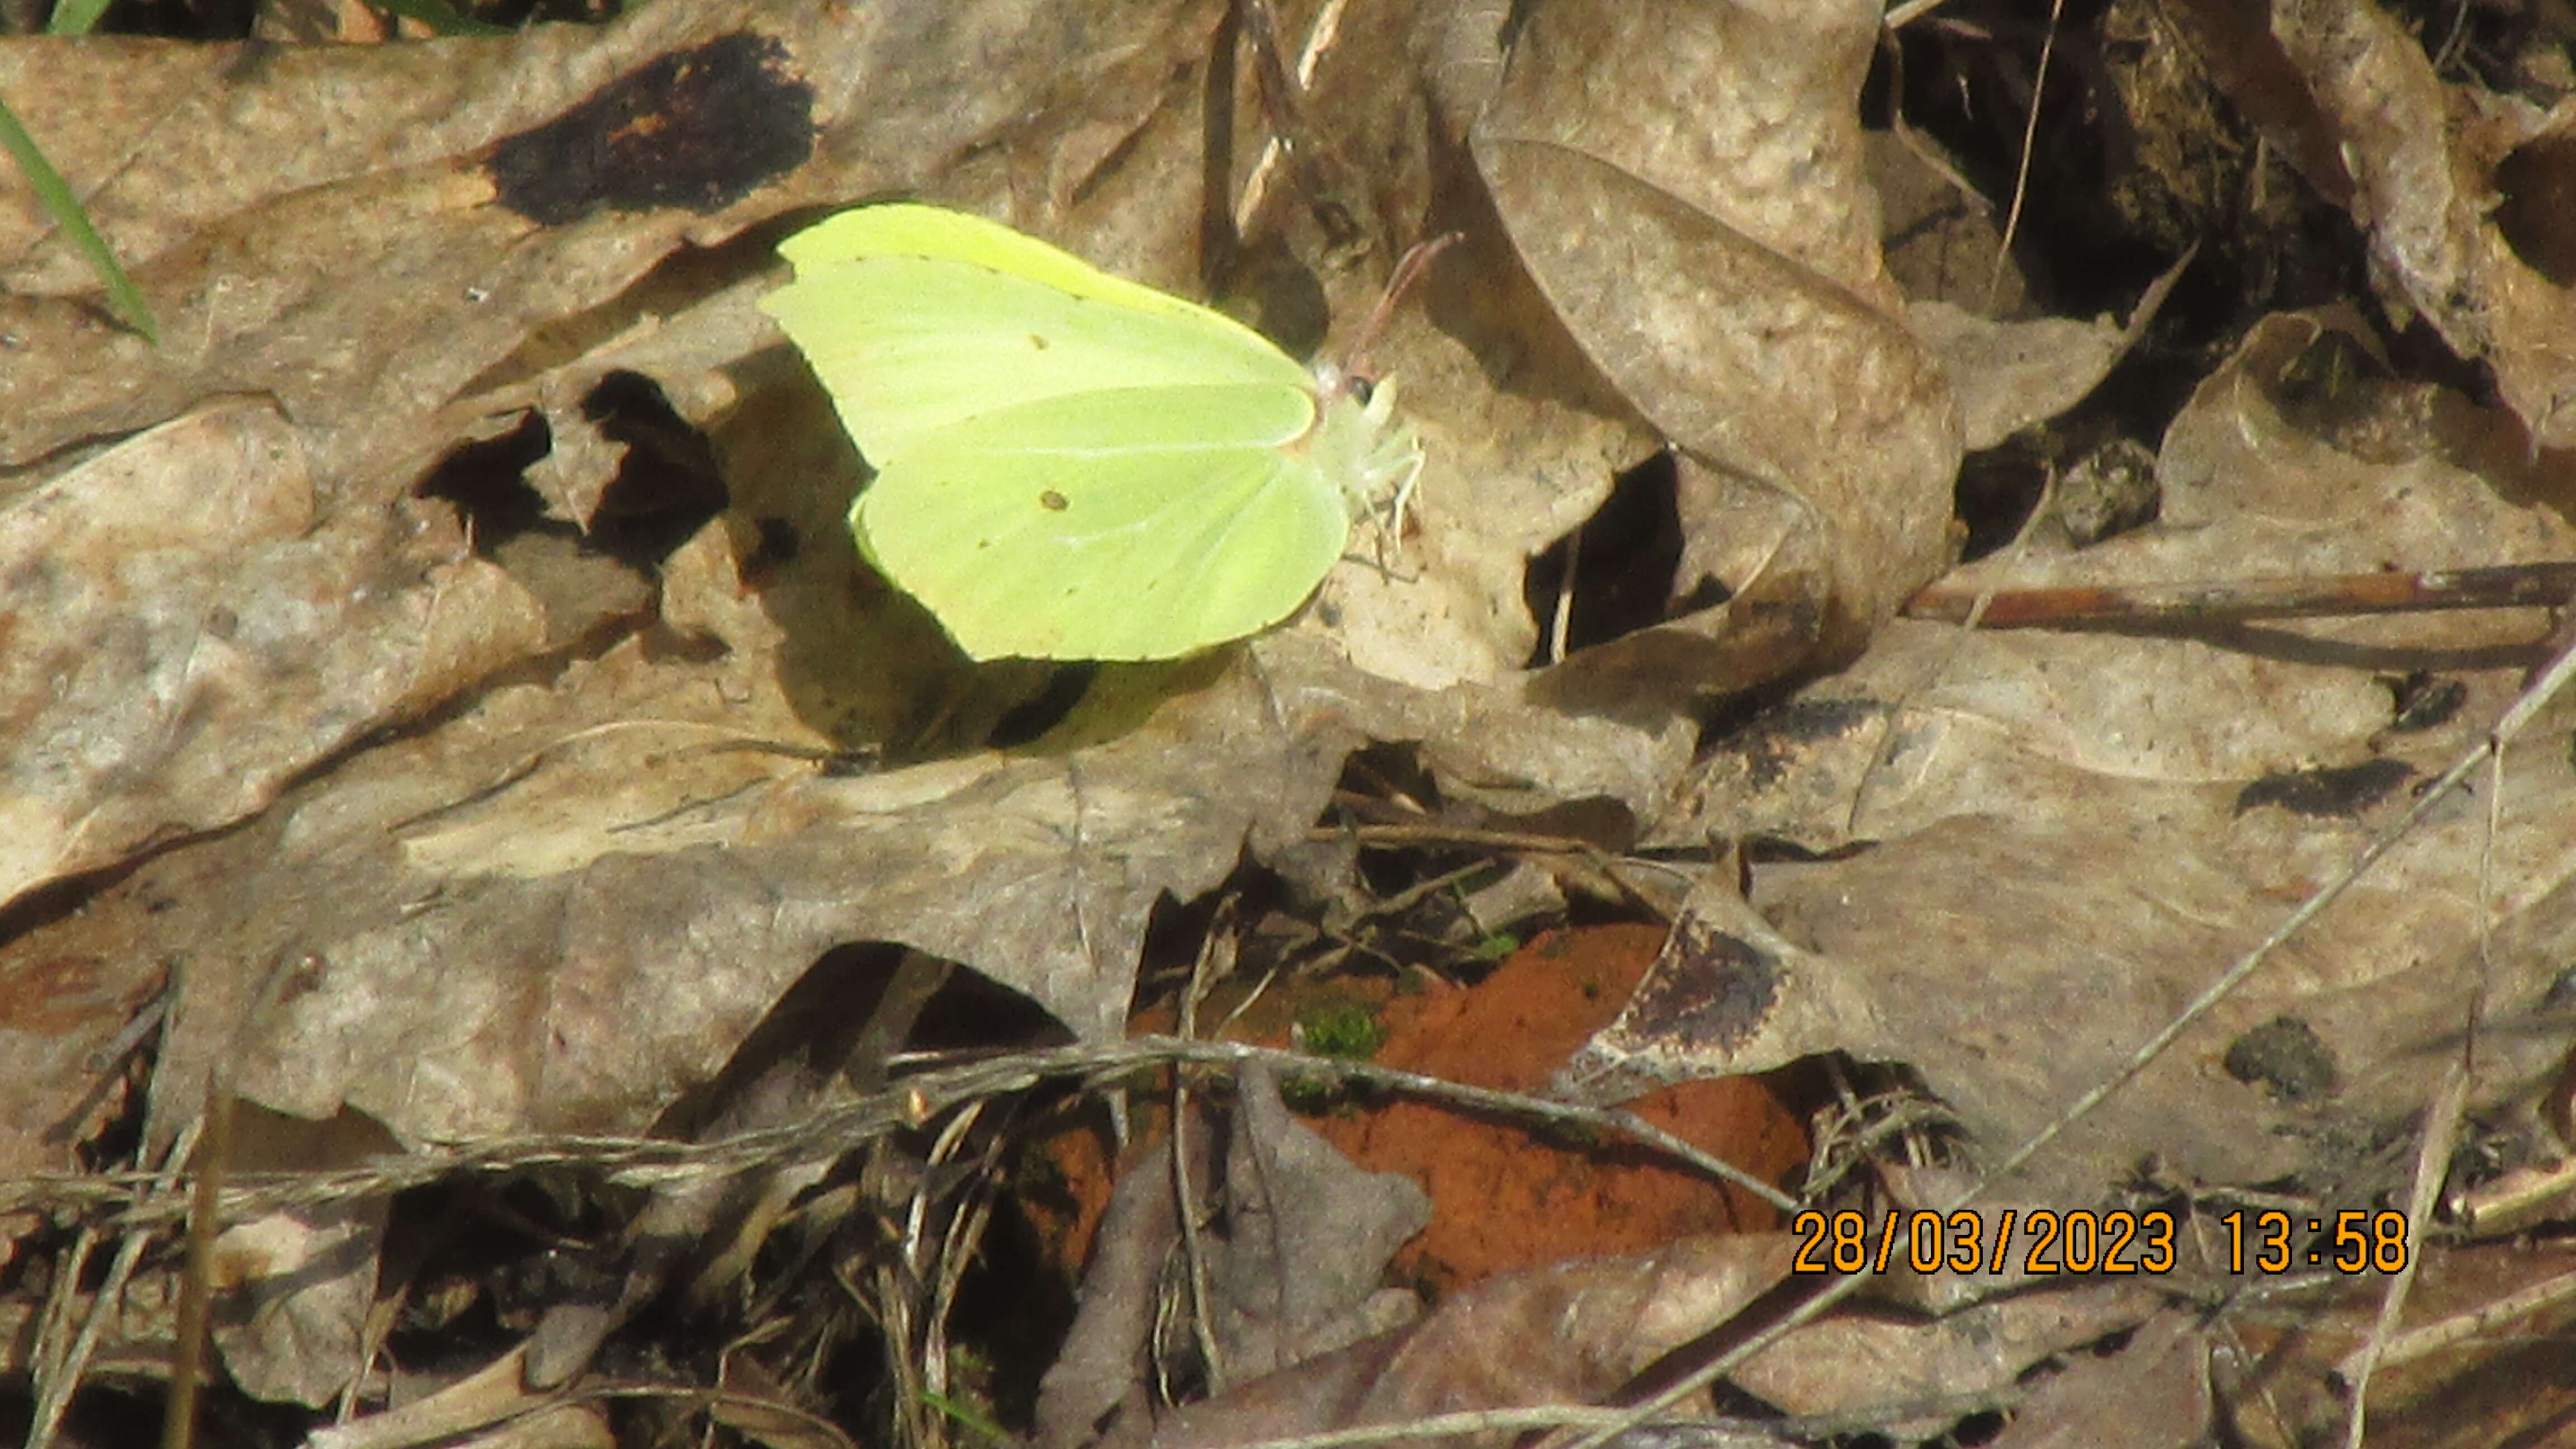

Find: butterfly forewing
[764,216,1313,469]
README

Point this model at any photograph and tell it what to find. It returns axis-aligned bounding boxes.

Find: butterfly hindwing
[856,384,1347,661]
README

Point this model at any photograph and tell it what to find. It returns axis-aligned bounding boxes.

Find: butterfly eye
[1327,365,1393,408]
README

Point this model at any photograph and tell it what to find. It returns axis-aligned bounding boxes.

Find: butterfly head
[1309,362,1422,528]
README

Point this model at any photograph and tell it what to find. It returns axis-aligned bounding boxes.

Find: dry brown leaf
[1733,1282,2168,1438]
[203,1106,402,1407]
[0,519,1678,1166]
[1039,1066,1429,1447]
[0,398,545,911]
[2209,1240,2576,1444]
[210,1202,381,1408]
[1908,300,2155,454]
[1038,1136,1177,1449]
[1155,1234,1800,1449]
[1981,1310,2211,1449]
[304,1342,607,1449]
[2254,0,2576,453]
[1206,1064,1433,1379]
[1603,307,2576,1199]
[1471,0,1959,675]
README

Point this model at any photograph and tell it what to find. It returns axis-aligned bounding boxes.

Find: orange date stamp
[1787,1208,2414,1277]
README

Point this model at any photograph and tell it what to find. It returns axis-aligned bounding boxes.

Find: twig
[1848,467,2058,836]
[2334,1266,2576,1381]
[28,1116,200,1449]
[2338,1063,2468,1446]
[1,1036,1796,1225]
[1985,0,2067,312]
[1904,562,2576,628]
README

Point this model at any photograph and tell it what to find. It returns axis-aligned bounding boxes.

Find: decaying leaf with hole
[1467,0,1958,707]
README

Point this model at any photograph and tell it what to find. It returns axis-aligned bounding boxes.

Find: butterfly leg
[1362,443,1424,578]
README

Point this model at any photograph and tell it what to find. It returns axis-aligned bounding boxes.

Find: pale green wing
[761,205,1314,468]
[854,383,1348,661]
[785,204,1239,321]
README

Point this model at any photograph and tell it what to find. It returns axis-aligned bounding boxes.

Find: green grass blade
[44,0,114,35]
[918,1391,1015,1447]
[0,87,157,344]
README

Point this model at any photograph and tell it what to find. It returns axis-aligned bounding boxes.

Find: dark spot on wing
[1039,490,1069,512]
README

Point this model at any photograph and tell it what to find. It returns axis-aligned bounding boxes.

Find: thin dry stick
[1986,0,2067,313]
[162,1068,236,1449]
[1066,755,1101,1019]
[26,1227,104,1448]
[164,948,311,1449]
[1548,1271,1879,1449]
[2338,1267,2576,1379]
[560,1383,856,1448]
[1152,1405,1698,1449]
[2335,745,2494,1446]
[1903,561,2576,627]
[1173,916,1237,1394]
[878,1182,932,1449]
[1231,0,1358,238]
[1212,960,1291,1041]
[1845,468,2058,837]
[2338,1062,2468,1448]
[1883,0,1952,28]
[1319,821,1699,910]
[29,1115,203,1449]
[2,1037,1794,1226]
[1360,859,1509,934]
[1196,1391,2025,1449]
[1549,522,1582,667]
[2455,1154,2576,1237]
[907,1100,988,1425]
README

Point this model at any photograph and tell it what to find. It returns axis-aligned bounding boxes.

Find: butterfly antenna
[1349,231,1461,379]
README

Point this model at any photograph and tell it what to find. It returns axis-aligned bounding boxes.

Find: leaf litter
[6,0,2576,1445]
